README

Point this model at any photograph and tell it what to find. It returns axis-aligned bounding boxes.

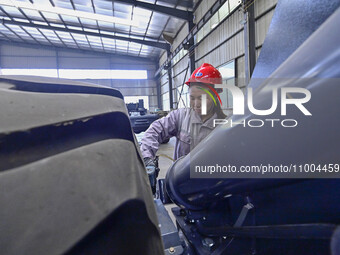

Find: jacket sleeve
[140,109,180,159]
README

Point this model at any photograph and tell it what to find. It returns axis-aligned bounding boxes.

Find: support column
[188,16,196,73]
[156,63,162,109]
[243,0,256,85]
[248,1,256,77]
[56,50,60,78]
[166,49,174,109]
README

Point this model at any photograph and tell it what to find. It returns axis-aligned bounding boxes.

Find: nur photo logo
[200,84,312,128]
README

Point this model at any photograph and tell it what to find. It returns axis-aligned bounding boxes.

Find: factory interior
[0,0,340,254]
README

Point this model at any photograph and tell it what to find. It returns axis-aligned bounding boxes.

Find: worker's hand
[144,157,159,194]
[144,157,155,168]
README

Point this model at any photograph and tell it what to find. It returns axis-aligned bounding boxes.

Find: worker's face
[189,84,214,116]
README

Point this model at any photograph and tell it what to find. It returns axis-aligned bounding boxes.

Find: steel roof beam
[0,39,158,63]
[111,0,193,20]
[1,19,170,50]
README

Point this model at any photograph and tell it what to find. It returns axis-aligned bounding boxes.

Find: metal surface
[247,0,256,77]
[197,223,337,239]
[332,227,340,255]
[171,207,245,255]
[154,199,183,254]
[163,4,340,253]
[111,0,193,20]
[165,0,340,210]
[250,0,340,82]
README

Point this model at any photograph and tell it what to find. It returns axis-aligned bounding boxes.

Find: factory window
[219,1,230,21]
[172,48,188,65]
[196,29,204,43]
[177,83,189,109]
[229,0,240,12]
[195,0,241,44]
[202,22,210,37]
[210,12,219,30]
[59,69,147,79]
[0,69,148,79]
[162,92,170,111]
[218,60,236,111]
[161,68,167,76]
[0,69,58,78]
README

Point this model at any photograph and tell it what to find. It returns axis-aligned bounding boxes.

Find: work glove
[144,157,159,194]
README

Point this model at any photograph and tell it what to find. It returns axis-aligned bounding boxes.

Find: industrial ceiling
[0,0,198,60]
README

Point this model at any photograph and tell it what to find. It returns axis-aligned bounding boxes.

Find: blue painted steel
[165,2,340,254]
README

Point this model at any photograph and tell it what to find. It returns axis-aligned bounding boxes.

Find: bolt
[169,247,175,253]
[202,237,214,249]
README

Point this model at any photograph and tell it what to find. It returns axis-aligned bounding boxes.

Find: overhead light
[0,0,139,27]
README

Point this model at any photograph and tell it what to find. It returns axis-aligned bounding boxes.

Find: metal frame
[155,0,231,77]
[0,0,180,59]
[0,39,157,62]
[242,0,256,83]
[110,0,193,20]
[1,19,170,50]
[166,49,174,109]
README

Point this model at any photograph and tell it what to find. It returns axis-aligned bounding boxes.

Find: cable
[157,153,174,162]
[244,0,257,11]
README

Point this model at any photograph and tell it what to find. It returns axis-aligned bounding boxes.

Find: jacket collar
[191,109,217,129]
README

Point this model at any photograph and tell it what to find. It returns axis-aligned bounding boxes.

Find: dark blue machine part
[163,1,340,254]
[154,199,184,255]
[165,0,340,212]
[250,0,340,84]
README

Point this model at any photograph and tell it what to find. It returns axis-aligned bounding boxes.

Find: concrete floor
[156,137,177,224]
[157,137,176,178]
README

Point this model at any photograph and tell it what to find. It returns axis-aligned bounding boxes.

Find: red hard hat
[185,63,222,86]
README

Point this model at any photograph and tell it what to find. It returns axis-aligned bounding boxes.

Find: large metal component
[164,1,340,254]
[0,76,163,255]
[166,0,340,211]
[251,0,340,85]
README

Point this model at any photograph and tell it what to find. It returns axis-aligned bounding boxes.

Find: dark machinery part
[126,99,147,115]
[127,99,161,134]
[160,1,340,254]
[146,156,160,194]
[1,0,340,254]
[154,199,185,255]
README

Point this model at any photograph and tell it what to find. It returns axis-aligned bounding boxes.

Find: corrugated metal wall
[194,0,277,76]
[157,22,191,109]
[172,23,189,51]
[0,42,158,111]
[195,0,218,22]
[158,0,278,110]
[255,0,277,48]
[195,8,244,67]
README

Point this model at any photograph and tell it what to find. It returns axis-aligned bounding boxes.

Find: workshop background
[0,0,276,114]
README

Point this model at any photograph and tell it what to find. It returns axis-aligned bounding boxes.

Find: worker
[141,63,227,181]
